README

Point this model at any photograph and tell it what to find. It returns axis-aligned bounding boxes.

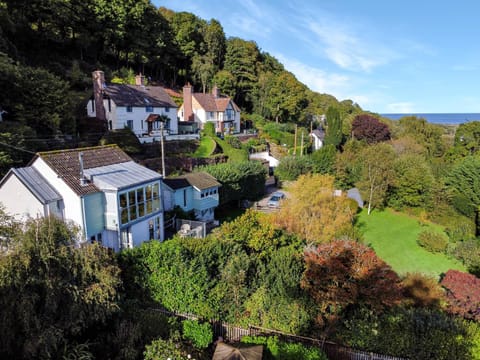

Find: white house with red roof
[0,145,164,250]
[87,71,180,143]
[178,84,241,134]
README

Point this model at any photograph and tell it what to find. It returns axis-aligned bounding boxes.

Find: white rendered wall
[0,174,46,221]
[32,158,85,230]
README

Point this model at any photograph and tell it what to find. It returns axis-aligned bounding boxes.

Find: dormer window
[126,106,133,112]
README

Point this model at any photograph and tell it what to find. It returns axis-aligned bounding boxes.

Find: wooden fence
[150,308,406,360]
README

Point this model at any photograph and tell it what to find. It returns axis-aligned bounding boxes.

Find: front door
[120,228,132,249]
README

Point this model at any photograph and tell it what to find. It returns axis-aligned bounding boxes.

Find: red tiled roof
[192,93,239,112]
[32,145,132,196]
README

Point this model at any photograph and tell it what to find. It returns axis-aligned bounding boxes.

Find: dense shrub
[338,307,474,360]
[225,135,243,149]
[417,230,449,253]
[262,122,295,146]
[143,337,203,360]
[241,336,327,360]
[441,270,480,321]
[401,272,445,308]
[310,144,336,174]
[182,320,213,349]
[200,161,267,204]
[449,239,480,276]
[444,214,476,242]
[275,155,314,181]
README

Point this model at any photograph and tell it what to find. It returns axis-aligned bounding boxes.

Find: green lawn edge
[193,136,216,157]
[356,208,466,278]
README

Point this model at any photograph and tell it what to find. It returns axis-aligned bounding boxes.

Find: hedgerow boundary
[150,307,406,360]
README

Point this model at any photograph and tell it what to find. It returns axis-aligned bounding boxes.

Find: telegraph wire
[0,141,36,154]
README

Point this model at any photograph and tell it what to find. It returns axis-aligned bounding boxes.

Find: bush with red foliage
[440,269,480,321]
[301,240,403,330]
[352,114,391,144]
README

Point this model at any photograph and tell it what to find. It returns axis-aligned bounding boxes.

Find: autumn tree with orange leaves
[273,174,356,244]
[301,240,404,332]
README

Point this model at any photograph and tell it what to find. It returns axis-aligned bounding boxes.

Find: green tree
[0,216,121,359]
[203,18,226,69]
[274,174,355,243]
[446,155,480,222]
[311,144,337,174]
[453,121,480,156]
[396,116,445,157]
[324,106,343,148]
[357,143,396,214]
[389,154,435,210]
[224,37,260,110]
[275,155,315,181]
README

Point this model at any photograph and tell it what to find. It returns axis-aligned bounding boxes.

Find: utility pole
[160,120,165,177]
[294,124,298,156]
[300,130,304,156]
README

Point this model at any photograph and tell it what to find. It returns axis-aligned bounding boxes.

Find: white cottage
[0,145,164,251]
[178,84,241,134]
[87,71,178,143]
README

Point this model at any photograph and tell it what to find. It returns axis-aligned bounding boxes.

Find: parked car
[268,191,285,208]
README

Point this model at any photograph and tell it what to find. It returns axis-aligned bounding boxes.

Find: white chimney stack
[79,152,88,186]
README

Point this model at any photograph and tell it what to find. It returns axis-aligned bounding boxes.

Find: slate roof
[162,178,191,190]
[1,167,62,204]
[183,172,221,190]
[163,172,221,191]
[103,84,178,108]
[33,145,133,196]
[311,128,325,139]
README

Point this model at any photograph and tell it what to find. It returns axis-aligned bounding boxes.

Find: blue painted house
[162,172,221,222]
[0,145,164,251]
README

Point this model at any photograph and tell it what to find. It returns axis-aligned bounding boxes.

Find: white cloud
[385,102,416,113]
[277,55,362,101]
[304,19,398,73]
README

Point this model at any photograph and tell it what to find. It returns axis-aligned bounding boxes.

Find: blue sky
[154,1,480,114]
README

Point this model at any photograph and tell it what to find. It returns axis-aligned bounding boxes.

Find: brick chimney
[135,73,145,86]
[212,85,220,98]
[92,70,106,121]
[183,83,194,122]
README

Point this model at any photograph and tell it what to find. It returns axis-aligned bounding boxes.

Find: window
[183,189,187,207]
[146,106,154,112]
[126,120,133,129]
[119,182,161,225]
[126,105,133,112]
[226,109,234,120]
[165,107,170,113]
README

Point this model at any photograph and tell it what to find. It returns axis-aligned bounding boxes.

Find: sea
[381,113,480,125]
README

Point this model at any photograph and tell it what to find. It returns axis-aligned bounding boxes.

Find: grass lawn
[193,136,216,157]
[214,137,249,163]
[357,208,466,278]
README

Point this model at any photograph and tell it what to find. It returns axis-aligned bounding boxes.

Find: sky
[153,1,480,114]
